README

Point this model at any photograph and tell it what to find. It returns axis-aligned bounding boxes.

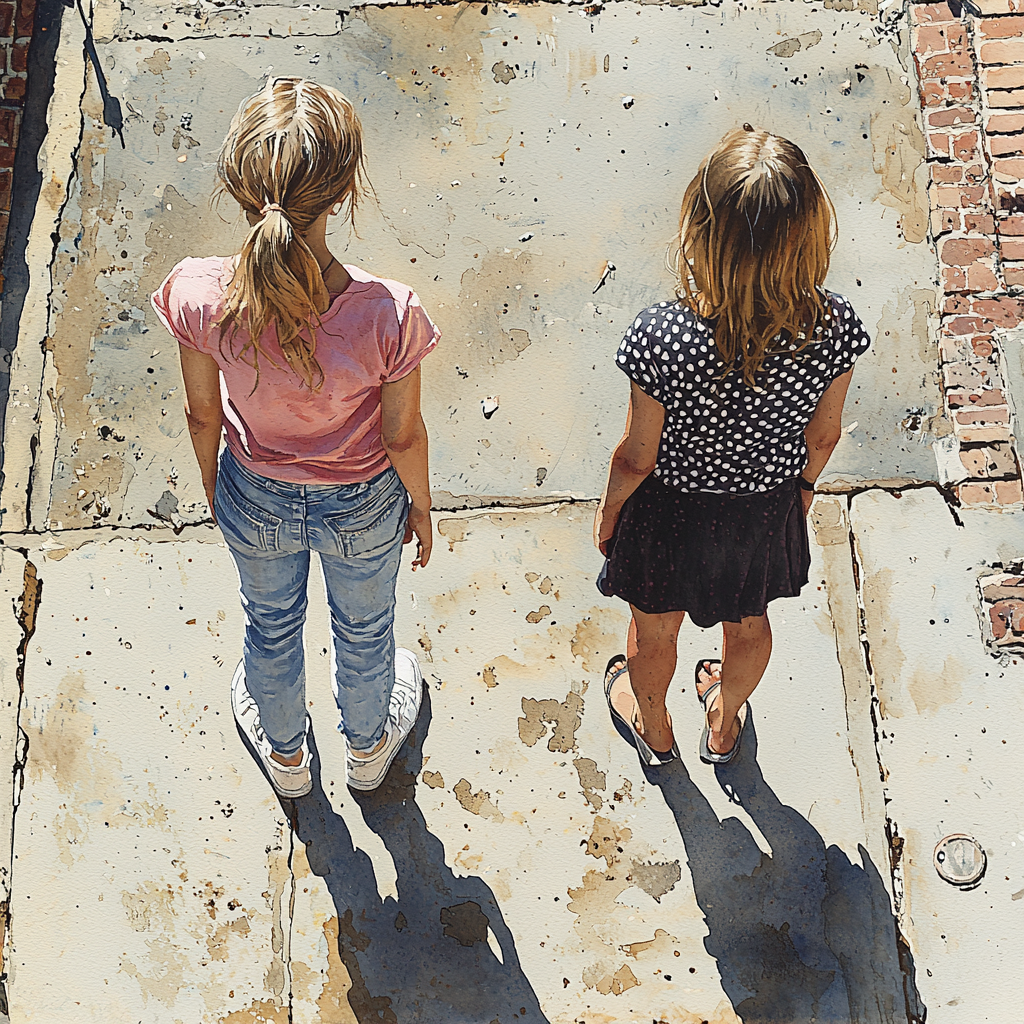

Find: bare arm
[801,366,855,511]
[381,365,432,569]
[594,381,665,554]
[178,344,223,520]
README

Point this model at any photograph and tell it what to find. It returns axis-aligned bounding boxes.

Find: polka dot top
[616,292,871,493]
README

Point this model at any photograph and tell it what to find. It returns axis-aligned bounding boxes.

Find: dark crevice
[0,0,68,487]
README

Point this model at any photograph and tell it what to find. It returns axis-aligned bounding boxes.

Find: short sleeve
[151,261,208,352]
[828,294,872,381]
[384,293,440,382]
[615,310,666,402]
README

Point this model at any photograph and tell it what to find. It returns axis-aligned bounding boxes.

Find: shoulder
[342,264,422,324]
[155,256,231,310]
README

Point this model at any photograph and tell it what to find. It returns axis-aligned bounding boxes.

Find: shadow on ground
[281,688,549,1024]
[651,722,926,1024]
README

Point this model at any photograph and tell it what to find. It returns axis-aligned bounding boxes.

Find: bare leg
[608,606,685,752]
[696,613,772,755]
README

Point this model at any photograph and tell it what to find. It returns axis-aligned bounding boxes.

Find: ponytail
[215,78,366,391]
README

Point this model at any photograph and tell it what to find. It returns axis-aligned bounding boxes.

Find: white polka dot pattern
[616,293,871,493]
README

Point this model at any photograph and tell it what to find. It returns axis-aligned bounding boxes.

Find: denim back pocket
[215,473,283,552]
[321,483,407,558]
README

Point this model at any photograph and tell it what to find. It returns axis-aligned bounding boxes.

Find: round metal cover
[933,834,986,888]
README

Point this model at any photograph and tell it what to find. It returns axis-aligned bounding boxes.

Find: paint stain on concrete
[570,608,626,673]
[870,72,928,244]
[437,518,468,551]
[207,916,252,962]
[120,934,191,1007]
[767,29,822,57]
[518,691,584,752]
[574,757,607,810]
[422,770,445,788]
[592,963,640,996]
[629,859,682,903]
[908,653,966,715]
[482,663,498,688]
[314,915,360,1024]
[583,816,632,867]
[620,927,676,959]
[859,567,905,718]
[122,881,176,933]
[525,604,552,624]
[454,778,504,822]
[217,999,290,1024]
[440,901,490,946]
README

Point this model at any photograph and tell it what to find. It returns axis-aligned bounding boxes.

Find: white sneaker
[346,648,424,791]
[231,661,312,799]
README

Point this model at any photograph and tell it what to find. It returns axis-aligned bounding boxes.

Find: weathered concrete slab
[3,0,941,536]
[7,536,293,1023]
[850,488,1024,1022]
[1,504,904,1021]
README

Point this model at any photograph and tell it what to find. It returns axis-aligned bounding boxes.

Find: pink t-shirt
[152,257,439,484]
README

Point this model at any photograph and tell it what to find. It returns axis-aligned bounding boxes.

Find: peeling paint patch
[573,757,607,810]
[518,690,584,752]
[454,778,504,822]
[592,962,640,995]
[628,859,682,903]
[767,29,822,58]
[620,927,676,959]
[422,769,445,788]
[583,815,632,867]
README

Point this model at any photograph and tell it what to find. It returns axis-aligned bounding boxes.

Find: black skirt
[598,473,810,627]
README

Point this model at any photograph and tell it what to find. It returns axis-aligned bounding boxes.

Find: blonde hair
[674,125,836,388]
[216,77,366,390]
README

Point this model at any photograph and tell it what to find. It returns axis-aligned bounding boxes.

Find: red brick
[990,133,1024,156]
[2,76,24,102]
[996,479,1024,503]
[986,87,1024,108]
[994,157,1024,179]
[912,2,960,24]
[934,184,988,206]
[964,212,996,232]
[0,3,14,36]
[984,66,1024,90]
[945,315,990,334]
[920,80,946,107]
[966,161,989,183]
[0,168,11,213]
[1001,238,1024,258]
[987,113,1024,133]
[979,39,1024,64]
[960,443,1018,478]
[948,81,975,101]
[972,295,1024,324]
[942,237,998,264]
[10,39,26,74]
[1004,262,1024,285]
[932,208,959,236]
[952,130,981,162]
[958,481,998,504]
[958,425,1013,443]
[914,24,952,53]
[929,106,976,128]
[943,360,995,388]
[931,164,965,184]
[975,0,1024,11]
[968,262,1001,290]
[1001,214,1024,234]
[942,294,973,316]
[922,51,975,79]
[946,388,1007,407]
[979,13,1024,35]
[14,0,34,37]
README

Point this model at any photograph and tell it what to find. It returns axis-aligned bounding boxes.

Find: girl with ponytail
[153,78,438,798]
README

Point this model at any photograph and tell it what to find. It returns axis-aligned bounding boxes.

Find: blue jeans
[214,448,409,757]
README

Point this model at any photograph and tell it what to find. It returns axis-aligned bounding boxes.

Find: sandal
[694,659,721,707]
[604,655,679,767]
[698,679,749,765]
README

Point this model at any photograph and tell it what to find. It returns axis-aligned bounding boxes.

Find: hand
[594,501,621,556]
[404,503,432,569]
[205,481,218,526]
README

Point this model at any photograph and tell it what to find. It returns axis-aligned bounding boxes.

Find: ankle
[270,749,303,767]
[351,732,388,758]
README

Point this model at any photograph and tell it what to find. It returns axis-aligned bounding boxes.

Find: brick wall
[913,0,1024,507]
[0,0,36,289]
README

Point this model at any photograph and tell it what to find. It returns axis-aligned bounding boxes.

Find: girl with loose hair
[595,125,870,766]
[153,78,439,798]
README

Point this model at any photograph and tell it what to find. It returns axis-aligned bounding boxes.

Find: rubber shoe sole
[231,661,313,799]
[346,648,424,791]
